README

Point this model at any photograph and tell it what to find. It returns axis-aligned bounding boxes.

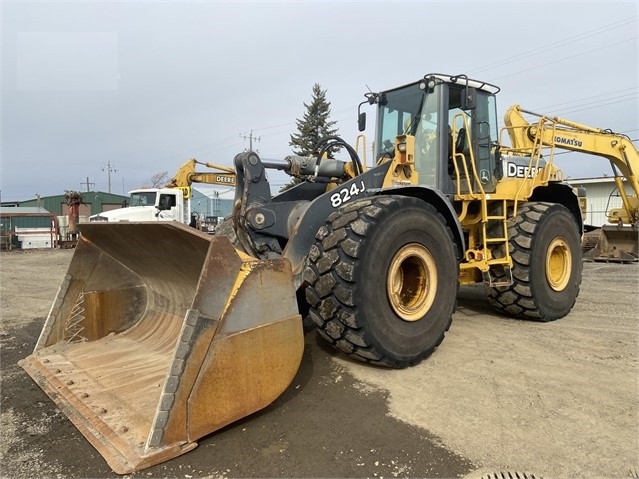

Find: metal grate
[479,472,542,479]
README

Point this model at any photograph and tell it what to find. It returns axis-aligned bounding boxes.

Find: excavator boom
[504,105,638,261]
[165,158,237,192]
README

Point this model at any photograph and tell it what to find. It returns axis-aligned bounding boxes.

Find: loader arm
[504,105,639,226]
[229,149,394,284]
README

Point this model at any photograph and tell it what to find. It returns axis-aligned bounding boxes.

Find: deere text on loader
[20,73,638,473]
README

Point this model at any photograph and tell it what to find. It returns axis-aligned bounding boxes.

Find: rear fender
[530,182,584,234]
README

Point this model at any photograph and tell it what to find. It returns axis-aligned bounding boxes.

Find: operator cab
[371,74,501,196]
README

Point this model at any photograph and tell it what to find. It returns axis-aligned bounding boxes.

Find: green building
[18,191,129,218]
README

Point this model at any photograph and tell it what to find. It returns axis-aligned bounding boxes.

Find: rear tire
[303,196,459,368]
[487,202,582,321]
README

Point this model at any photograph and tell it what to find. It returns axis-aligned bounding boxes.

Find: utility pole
[239,130,261,152]
[102,160,117,193]
[80,177,95,192]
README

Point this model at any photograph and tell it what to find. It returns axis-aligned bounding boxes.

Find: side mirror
[358,112,366,132]
[461,87,477,110]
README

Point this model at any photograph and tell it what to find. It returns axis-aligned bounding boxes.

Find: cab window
[158,194,177,210]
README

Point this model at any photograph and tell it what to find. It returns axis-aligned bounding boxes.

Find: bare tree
[145,171,169,188]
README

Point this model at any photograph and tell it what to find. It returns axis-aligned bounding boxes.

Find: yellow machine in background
[164,158,236,198]
[89,159,236,226]
[19,73,638,473]
[504,105,638,262]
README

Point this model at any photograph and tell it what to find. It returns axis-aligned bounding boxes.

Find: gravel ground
[1,249,638,479]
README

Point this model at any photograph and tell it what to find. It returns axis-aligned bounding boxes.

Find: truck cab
[89,188,190,223]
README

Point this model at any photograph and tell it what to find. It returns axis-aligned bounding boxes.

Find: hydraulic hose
[312,136,363,177]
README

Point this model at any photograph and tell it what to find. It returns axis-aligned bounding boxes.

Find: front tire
[304,196,459,368]
[487,202,582,321]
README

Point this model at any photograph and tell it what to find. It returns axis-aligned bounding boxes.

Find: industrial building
[566,176,635,227]
[1,188,234,250]
[190,187,234,221]
[1,191,128,250]
[0,206,55,250]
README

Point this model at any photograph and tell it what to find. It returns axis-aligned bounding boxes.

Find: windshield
[375,82,441,186]
[375,82,427,158]
[129,191,157,207]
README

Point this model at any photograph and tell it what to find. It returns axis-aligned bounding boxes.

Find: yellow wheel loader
[19,73,638,473]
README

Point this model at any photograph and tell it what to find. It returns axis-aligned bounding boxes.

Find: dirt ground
[1,249,637,479]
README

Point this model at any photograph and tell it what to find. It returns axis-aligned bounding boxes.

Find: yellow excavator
[164,157,236,194]
[19,73,638,474]
[504,106,638,262]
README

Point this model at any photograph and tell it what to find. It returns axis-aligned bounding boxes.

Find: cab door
[156,193,178,221]
[445,86,500,195]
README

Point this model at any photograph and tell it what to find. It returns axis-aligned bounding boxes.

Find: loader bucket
[19,222,303,474]
[583,224,638,262]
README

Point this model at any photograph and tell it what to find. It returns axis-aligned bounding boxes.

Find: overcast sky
[1,1,637,202]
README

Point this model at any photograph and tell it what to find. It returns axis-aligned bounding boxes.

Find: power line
[239,130,261,151]
[162,17,638,165]
[532,87,637,112]
[470,17,637,75]
[102,160,117,194]
[551,94,638,117]
[491,36,637,81]
[80,177,95,192]
[497,95,638,131]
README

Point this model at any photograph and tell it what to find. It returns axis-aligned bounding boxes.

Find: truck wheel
[303,196,459,368]
[487,202,582,321]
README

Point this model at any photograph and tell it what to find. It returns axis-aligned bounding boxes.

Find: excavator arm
[165,159,237,197]
[504,105,639,226]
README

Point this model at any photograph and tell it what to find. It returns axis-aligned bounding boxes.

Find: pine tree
[289,83,338,158]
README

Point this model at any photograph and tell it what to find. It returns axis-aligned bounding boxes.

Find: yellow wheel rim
[386,243,437,322]
[546,237,571,291]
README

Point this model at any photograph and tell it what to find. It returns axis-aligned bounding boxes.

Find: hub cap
[546,237,571,291]
[387,243,437,321]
